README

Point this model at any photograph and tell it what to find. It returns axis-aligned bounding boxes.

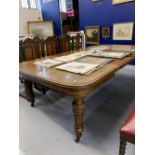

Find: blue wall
[40,0,135,45]
[40,0,135,64]
[79,0,135,45]
[40,0,61,36]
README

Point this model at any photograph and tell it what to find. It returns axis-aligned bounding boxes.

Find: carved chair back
[44,37,58,56]
[70,34,83,51]
[58,35,71,53]
[21,38,42,61]
[33,37,44,57]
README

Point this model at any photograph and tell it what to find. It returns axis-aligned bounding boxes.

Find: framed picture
[43,0,53,4]
[92,0,101,2]
[27,21,54,39]
[85,26,100,44]
[113,22,134,41]
[102,27,110,38]
[113,0,134,5]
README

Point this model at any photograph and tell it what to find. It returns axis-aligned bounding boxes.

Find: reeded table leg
[72,97,85,142]
[24,80,35,107]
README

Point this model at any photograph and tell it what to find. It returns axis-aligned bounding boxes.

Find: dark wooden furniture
[19,45,135,142]
[19,40,27,99]
[58,34,83,53]
[19,38,46,102]
[44,37,58,56]
[20,38,42,61]
[62,24,71,35]
[69,34,83,51]
[19,40,24,62]
[58,35,71,53]
[33,37,44,57]
[119,106,135,155]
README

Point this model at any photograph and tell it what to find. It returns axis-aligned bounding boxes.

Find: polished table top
[19,44,135,89]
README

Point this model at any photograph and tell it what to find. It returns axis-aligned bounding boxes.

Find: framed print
[85,26,100,44]
[102,27,110,38]
[43,0,53,4]
[28,21,54,39]
[113,22,134,41]
[113,0,134,5]
[92,0,101,2]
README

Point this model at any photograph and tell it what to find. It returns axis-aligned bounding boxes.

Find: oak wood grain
[19,44,135,142]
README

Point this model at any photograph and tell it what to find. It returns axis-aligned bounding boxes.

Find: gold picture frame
[85,26,100,44]
[28,21,54,39]
[92,0,101,2]
[113,22,134,41]
[113,0,134,5]
[102,27,110,38]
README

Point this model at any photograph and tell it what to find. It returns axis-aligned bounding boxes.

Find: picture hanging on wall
[43,0,53,4]
[28,21,54,39]
[112,0,134,5]
[85,26,100,44]
[113,22,134,40]
[92,0,101,2]
[102,27,110,38]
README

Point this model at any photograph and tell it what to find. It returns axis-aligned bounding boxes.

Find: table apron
[20,72,115,97]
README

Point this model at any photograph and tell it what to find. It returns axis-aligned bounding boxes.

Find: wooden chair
[119,106,135,155]
[44,37,58,56]
[19,38,46,105]
[33,37,44,57]
[19,40,26,98]
[21,38,41,61]
[70,33,83,51]
[67,31,85,49]
[19,40,24,62]
[58,35,71,53]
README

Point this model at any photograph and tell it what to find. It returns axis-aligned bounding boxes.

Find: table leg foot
[75,133,82,143]
[24,80,35,107]
[72,97,85,142]
[75,138,80,143]
[31,101,35,107]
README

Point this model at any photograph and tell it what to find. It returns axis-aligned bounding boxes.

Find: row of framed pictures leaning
[85,22,134,44]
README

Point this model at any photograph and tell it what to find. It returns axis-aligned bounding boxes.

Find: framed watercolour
[85,26,100,44]
[27,21,54,39]
[102,27,110,38]
[113,0,134,5]
[113,22,134,41]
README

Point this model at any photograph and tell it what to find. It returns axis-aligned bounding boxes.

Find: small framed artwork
[85,26,100,44]
[43,0,53,4]
[102,27,110,38]
[112,0,134,5]
[92,0,101,2]
[28,21,54,39]
[113,22,134,41]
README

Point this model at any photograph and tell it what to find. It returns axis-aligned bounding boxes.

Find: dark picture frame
[85,26,100,44]
[102,27,110,38]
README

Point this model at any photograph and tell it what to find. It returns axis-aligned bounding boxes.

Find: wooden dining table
[19,44,135,142]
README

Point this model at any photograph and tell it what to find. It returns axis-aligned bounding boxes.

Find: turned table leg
[72,97,85,142]
[24,80,35,107]
[119,139,127,155]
